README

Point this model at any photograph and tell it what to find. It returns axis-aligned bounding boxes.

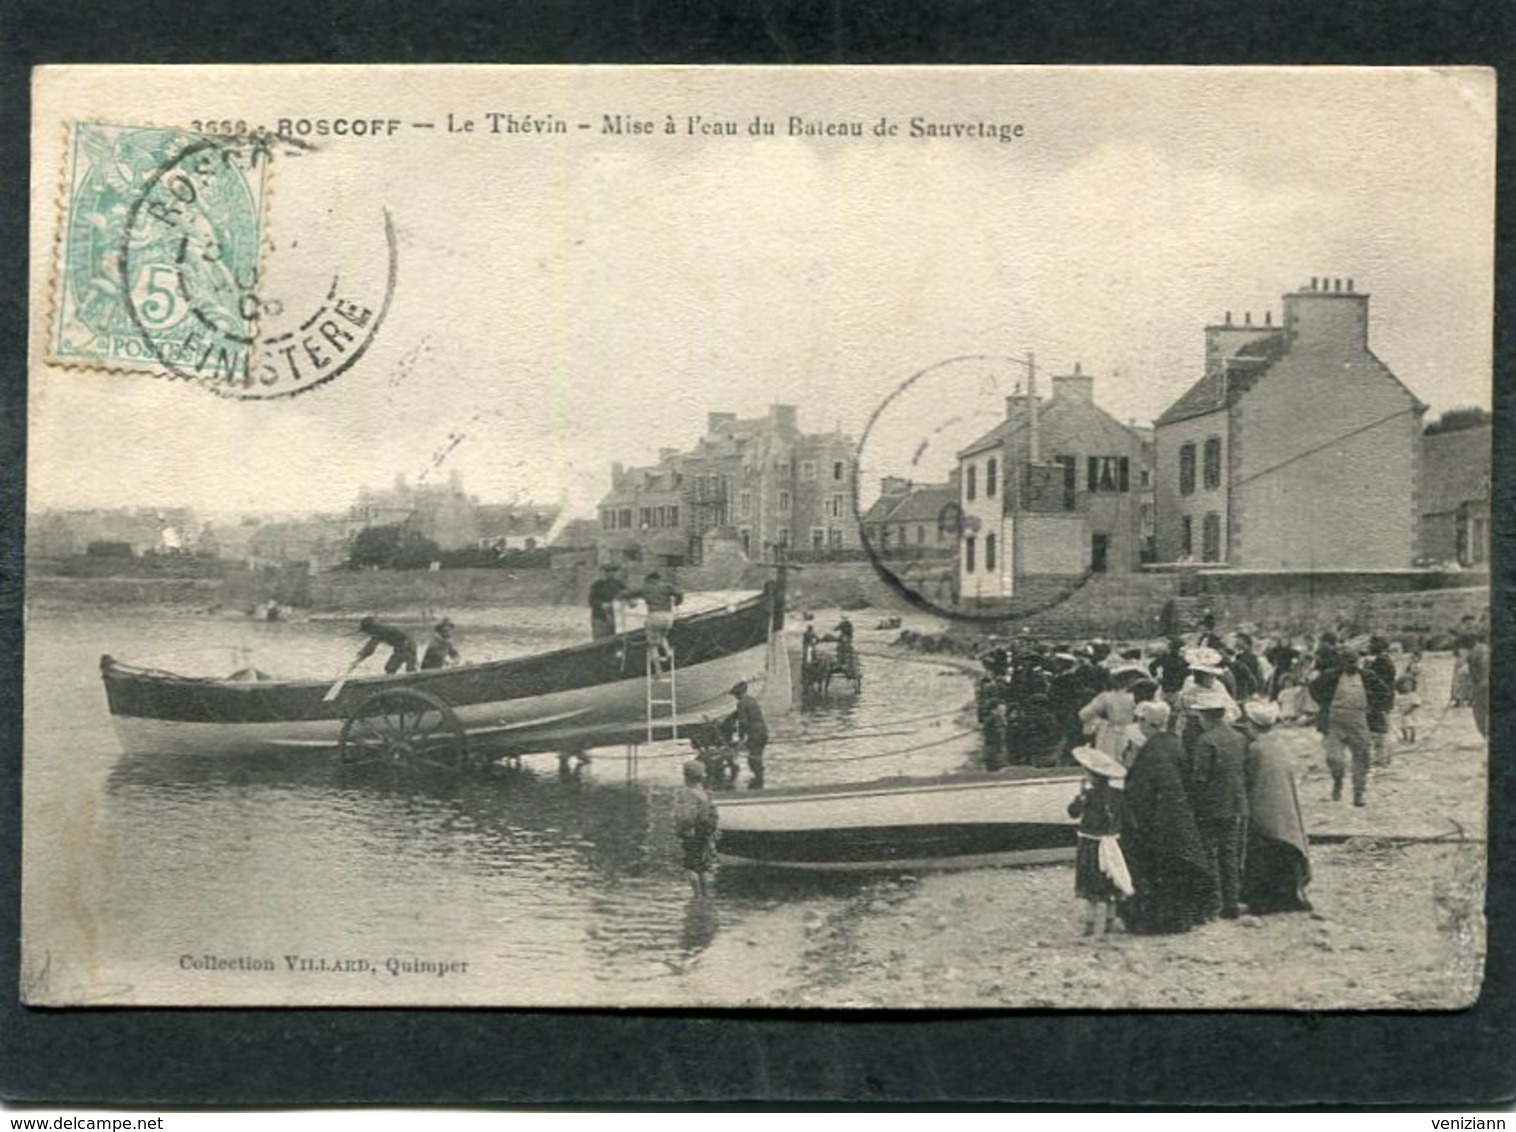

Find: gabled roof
[888,484,958,524]
[959,390,1147,459]
[1156,334,1287,427]
[1157,334,1427,430]
[861,490,909,524]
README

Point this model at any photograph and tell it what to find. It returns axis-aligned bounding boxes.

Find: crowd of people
[974,609,1491,937]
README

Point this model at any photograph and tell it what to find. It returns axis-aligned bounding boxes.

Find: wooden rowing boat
[716,765,1083,871]
[100,583,783,764]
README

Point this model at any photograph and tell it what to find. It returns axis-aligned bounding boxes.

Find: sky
[28,66,1496,520]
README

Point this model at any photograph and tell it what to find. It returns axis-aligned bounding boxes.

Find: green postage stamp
[49,122,270,380]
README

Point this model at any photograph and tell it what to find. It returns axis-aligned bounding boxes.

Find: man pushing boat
[353,616,419,674]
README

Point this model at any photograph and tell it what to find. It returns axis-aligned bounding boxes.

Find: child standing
[1067,746,1134,939]
[674,760,720,899]
[1396,649,1422,744]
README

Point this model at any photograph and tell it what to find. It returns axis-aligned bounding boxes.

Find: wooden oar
[322,659,361,703]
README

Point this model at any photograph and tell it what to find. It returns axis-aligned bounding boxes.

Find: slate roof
[861,489,910,525]
[872,483,959,526]
[1155,333,1287,427]
[959,388,1147,458]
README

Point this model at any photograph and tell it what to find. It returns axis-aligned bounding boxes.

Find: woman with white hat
[1067,746,1134,940]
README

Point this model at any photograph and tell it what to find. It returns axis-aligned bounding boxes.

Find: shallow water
[22,603,979,1005]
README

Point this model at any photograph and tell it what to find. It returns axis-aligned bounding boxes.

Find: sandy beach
[653,652,1486,1011]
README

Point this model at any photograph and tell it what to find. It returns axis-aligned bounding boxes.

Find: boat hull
[716,768,1083,871]
[102,588,781,758]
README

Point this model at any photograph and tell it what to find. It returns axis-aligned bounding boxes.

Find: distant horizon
[26,395,1493,528]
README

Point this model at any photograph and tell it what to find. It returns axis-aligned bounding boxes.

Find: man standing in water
[354,616,418,674]
[729,681,770,789]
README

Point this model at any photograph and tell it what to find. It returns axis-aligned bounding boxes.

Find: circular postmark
[855,353,1096,624]
[114,128,395,399]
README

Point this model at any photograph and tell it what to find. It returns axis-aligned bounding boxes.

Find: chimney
[769,404,799,432]
[1206,309,1281,373]
[1282,276,1371,351]
[1051,361,1094,404]
[880,475,911,496]
[611,461,625,486]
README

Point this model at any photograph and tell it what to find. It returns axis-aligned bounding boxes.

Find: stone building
[861,472,960,560]
[1420,421,1491,569]
[596,404,860,566]
[1154,278,1425,570]
[348,470,480,551]
[956,364,1154,602]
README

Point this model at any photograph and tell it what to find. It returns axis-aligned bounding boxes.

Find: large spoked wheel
[339,687,471,773]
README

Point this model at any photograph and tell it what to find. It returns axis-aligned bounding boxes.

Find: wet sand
[657,654,1486,1011]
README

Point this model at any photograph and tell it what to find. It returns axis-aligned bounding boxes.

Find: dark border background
[1,0,1511,1108]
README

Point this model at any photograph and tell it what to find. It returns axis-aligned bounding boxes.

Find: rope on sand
[1308,819,1483,847]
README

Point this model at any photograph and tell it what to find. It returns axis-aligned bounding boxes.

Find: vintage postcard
[24,65,1493,1008]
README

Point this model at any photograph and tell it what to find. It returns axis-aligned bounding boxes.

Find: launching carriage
[100,581,787,770]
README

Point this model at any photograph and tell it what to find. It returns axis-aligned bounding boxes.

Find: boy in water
[673,760,719,898]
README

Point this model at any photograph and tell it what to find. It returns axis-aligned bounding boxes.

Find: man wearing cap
[728,681,769,789]
[588,561,626,640]
[1311,646,1389,806]
[353,616,418,674]
[1187,688,1250,919]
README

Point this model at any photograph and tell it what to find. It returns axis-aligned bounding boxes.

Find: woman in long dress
[1079,665,1145,765]
[1118,701,1218,934]
[1238,701,1313,914]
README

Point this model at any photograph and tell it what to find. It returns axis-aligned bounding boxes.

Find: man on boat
[588,561,626,639]
[355,616,418,674]
[728,681,769,789]
[421,618,461,670]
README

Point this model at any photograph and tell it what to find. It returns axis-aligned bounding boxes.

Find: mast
[1027,350,1040,464]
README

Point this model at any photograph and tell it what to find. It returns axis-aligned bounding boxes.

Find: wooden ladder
[645,646,678,743]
